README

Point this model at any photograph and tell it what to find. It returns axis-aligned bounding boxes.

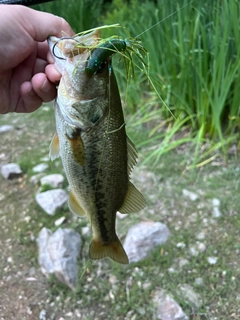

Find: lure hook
[52,37,81,60]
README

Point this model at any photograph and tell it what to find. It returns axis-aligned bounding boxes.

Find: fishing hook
[52,37,82,60]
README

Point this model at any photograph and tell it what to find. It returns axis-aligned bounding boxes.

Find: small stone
[178,259,189,268]
[213,207,221,218]
[176,242,186,249]
[109,275,117,285]
[1,163,22,179]
[7,257,13,264]
[196,232,205,240]
[81,226,90,236]
[66,312,73,317]
[40,174,64,188]
[26,277,37,281]
[182,189,199,201]
[32,163,48,173]
[207,256,218,265]
[39,309,47,320]
[197,242,206,252]
[212,198,220,207]
[36,189,68,215]
[153,289,188,320]
[54,216,66,227]
[124,221,170,263]
[0,193,5,201]
[189,246,199,256]
[142,282,151,290]
[0,125,14,133]
[177,284,202,309]
[195,278,203,285]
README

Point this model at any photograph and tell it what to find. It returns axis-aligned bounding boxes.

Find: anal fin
[119,181,146,214]
[68,190,86,216]
[89,237,129,264]
[49,133,60,160]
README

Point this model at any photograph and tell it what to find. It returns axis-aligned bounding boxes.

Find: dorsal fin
[119,181,146,214]
[49,132,60,160]
[127,137,138,175]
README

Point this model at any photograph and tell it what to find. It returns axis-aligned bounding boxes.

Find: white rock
[196,232,205,240]
[32,163,48,173]
[176,242,186,249]
[212,198,220,207]
[213,207,221,218]
[40,174,64,188]
[195,278,203,285]
[189,246,199,256]
[197,242,206,252]
[37,227,81,290]
[39,309,47,320]
[177,284,202,309]
[124,221,170,263]
[0,125,14,133]
[54,216,66,227]
[36,189,68,215]
[1,163,22,179]
[81,226,90,236]
[153,289,188,320]
[207,256,218,265]
[182,189,199,201]
[178,259,189,268]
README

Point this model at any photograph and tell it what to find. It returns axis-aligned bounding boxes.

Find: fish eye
[96,60,108,74]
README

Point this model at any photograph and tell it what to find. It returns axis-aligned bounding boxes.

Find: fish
[48,30,145,264]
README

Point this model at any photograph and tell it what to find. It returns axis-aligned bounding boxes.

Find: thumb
[20,6,75,40]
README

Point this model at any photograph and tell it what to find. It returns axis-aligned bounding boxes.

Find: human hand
[0,5,74,113]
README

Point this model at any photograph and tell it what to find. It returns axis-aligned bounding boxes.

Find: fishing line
[135,0,196,37]
[93,60,113,198]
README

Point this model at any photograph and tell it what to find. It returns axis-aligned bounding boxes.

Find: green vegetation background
[35,0,240,166]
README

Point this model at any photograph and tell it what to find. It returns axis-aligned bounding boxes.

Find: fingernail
[41,79,50,93]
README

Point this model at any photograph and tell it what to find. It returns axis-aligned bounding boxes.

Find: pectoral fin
[66,132,85,166]
[49,133,60,160]
[68,190,86,216]
[119,181,146,214]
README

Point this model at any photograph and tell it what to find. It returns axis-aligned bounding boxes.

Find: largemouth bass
[48,30,145,264]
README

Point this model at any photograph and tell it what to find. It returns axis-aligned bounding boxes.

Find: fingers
[16,73,57,113]
[20,6,75,41]
[45,64,61,83]
[32,73,57,102]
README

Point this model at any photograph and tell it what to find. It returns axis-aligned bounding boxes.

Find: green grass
[34,0,105,32]
[103,0,240,164]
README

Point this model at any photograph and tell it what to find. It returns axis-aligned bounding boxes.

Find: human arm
[0,4,74,113]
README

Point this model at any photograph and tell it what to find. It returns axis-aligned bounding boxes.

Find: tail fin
[89,237,129,264]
